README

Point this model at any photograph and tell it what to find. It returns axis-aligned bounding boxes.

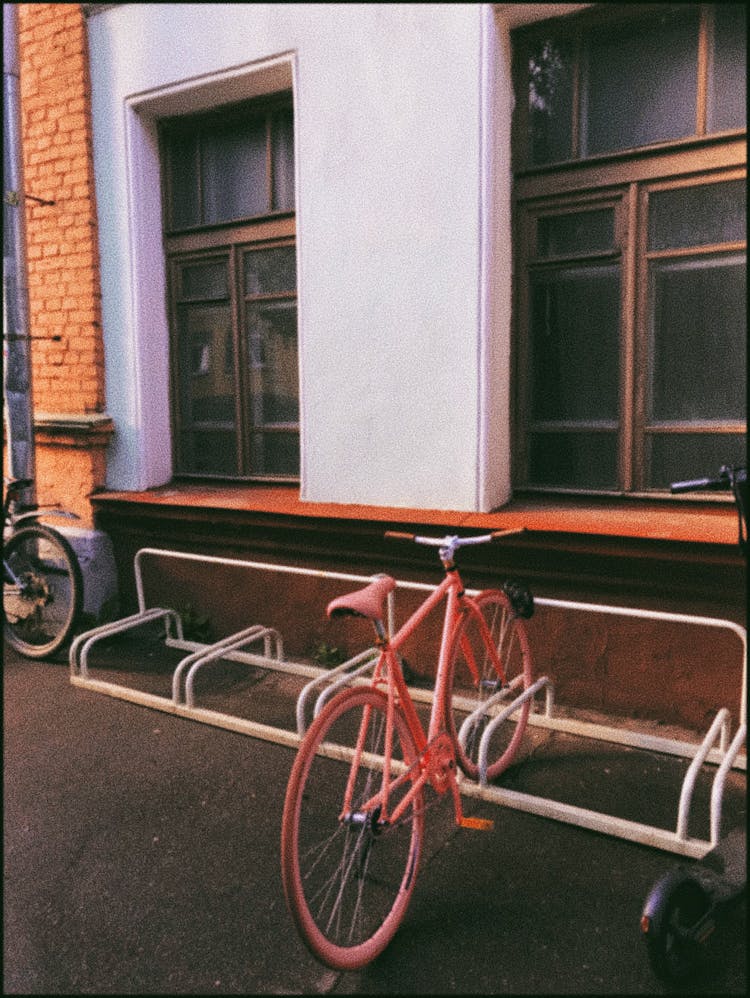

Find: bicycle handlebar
[670,471,732,494]
[384,528,525,547]
[670,465,747,554]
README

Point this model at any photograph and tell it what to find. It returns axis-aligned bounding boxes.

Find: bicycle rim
[3,524,83,659]
[281,687,424,970]
[446,589,533,782]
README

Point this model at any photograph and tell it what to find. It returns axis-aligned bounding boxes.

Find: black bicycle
[640,464,747,984]
[3,477,83,658]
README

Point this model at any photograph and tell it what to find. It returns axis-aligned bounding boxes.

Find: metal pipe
[676,708,730,841]
[3,4,36,501]
[709,723,746,845]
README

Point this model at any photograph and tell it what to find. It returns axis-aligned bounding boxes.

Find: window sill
[91,483,740,548]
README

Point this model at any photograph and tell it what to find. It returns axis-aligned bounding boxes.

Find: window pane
[246,301,299,426]
[648,181,746,251]
[538,208,615,257]
[529,432,618,489]
[180,260,228,300]
[584,9,699,155]
[181,429,239,476]
[649,254,746,422]
[272,106,295,211]
[203,120,267,224]
[707,4,747,133]
[251,432,300,477]
[166,133,200,230]
[244,246,296,295]
[531,264,620,421]
[646,433,747,491]
[175,302,238,474]
[525,35,574,165]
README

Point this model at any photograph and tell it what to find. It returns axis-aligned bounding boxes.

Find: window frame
[160,93,295,235]
[160,95,299,483]
[511,3,744,174]
[511,5,746,499]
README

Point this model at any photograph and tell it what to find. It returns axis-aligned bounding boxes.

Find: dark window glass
[181,260,228,300]
[584,10,699,155]
[202,120,267,224]
[175,295,239,475]
[648,181,746,251]
[513,8,746,495]
[529,432,618,490]
[531,264,620,423]
[163,101,294,230]
[163,97,298,481]
[168,133,200,230]
[707,4,747,133]
[516,4,745,167]
[648,254,746,423]
[538,208,615,258]
[646,433,747,491]
[245,300,299,426]
[244,246,296,294]
[526,36,574,165]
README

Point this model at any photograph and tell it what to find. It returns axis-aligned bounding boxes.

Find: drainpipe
[3,3,36,506]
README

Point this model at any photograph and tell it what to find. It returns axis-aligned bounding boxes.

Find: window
[160,96,298,480]
[512,4,746,494]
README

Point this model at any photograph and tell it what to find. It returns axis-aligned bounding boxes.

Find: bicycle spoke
[446,590,533,781]
[3,524,82,658]
[281,688,424,969]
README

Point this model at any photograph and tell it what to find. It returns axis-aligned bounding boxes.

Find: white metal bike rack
[69,547,746,860]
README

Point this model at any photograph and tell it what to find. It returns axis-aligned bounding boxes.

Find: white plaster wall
[86,2,525,511]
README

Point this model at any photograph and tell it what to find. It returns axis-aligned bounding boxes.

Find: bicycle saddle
[5,478,34,492]
[327,575,396,622]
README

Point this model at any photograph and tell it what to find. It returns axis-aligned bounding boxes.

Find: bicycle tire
[643,872,711,983]
[281,686,425,970]
[3,523,83,659]
[445,588,533,782]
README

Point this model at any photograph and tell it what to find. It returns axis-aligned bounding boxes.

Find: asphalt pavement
[3,634,746,995]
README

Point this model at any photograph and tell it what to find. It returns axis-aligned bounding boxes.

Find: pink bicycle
[280,529,534,969]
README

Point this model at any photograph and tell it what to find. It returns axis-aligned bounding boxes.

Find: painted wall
[85,3,532,511]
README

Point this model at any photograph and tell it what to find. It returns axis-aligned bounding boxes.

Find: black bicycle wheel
[643,875,711,983]
[3,523,83,658]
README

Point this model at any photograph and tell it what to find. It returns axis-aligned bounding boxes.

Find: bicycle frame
[340,567,505,828]
[4,478,80,533]
[3,482,76,588]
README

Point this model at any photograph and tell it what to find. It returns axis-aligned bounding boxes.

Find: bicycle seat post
[373,617,388,645]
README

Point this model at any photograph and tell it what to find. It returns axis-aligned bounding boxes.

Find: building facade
[8,3,747,728]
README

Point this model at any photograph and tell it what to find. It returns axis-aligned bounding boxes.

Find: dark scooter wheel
[641,870,712,983]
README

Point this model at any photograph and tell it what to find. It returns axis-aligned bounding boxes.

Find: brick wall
[14,3,111,524]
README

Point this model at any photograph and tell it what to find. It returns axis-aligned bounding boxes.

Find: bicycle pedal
[459,815,494,831]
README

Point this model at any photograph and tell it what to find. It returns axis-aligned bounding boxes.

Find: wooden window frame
[511,5,746,499]
[511,4,743,175]
[160,93,294,235]
[160,96,299,483]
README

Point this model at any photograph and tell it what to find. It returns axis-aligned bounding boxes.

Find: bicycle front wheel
[3,523,83,659]
[446,589,533,782]
[281,687,425,970]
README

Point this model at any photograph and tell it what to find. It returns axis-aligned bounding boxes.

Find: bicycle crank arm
[459,815,494,831]
[446,762,494,831]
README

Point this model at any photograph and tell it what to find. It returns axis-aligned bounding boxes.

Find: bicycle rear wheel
[281,686,424,970]
[445,589,533,782]
[3,523,83,659]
